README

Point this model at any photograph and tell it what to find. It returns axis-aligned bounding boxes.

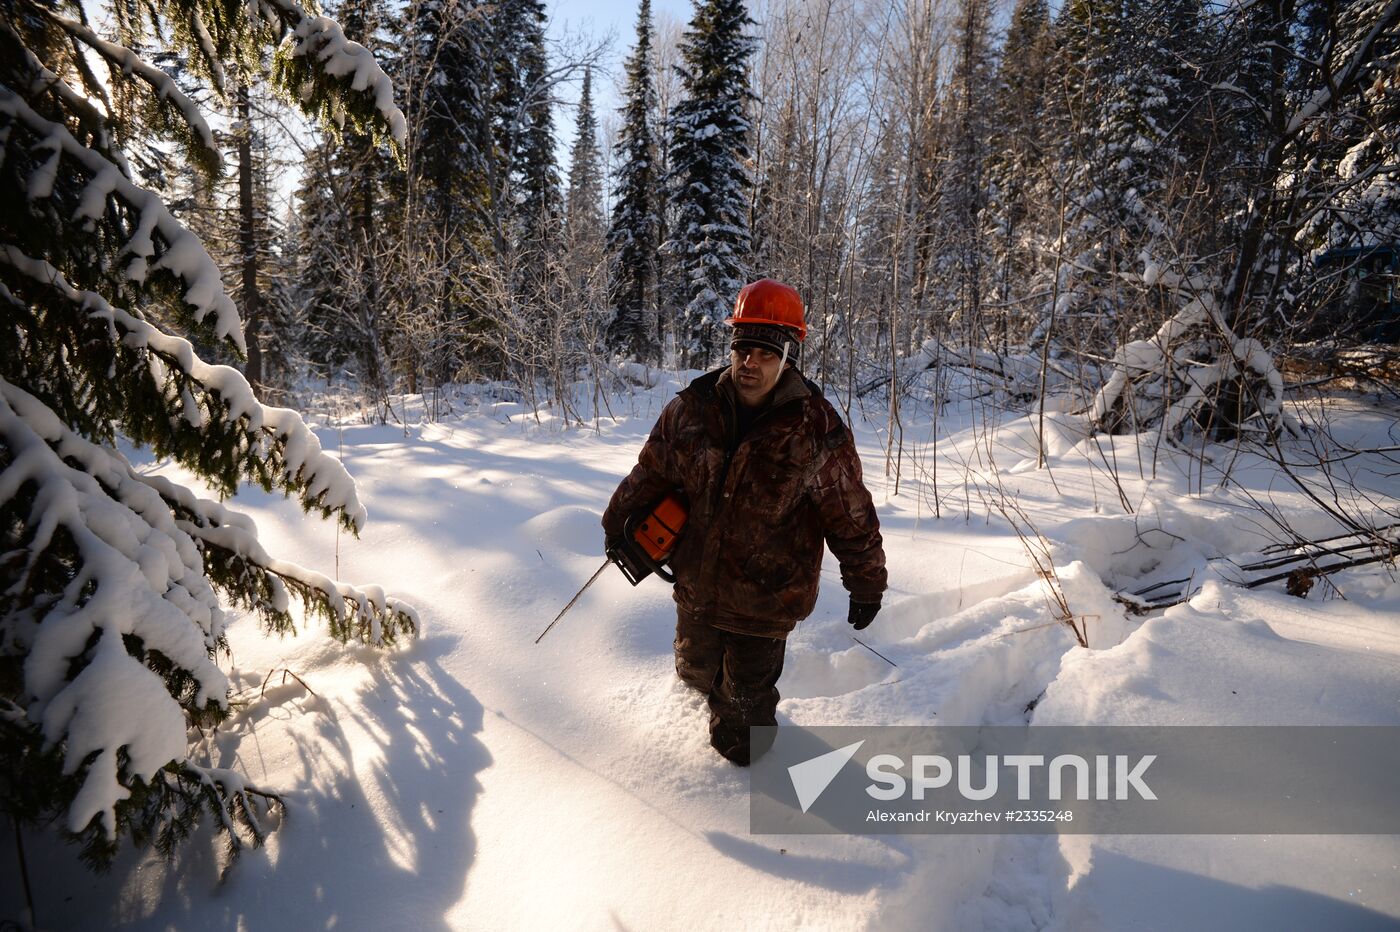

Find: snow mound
[519,505,607,558]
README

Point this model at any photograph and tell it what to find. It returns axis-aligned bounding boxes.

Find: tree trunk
[238,85,263,394]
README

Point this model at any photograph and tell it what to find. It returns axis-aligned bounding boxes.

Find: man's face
[731,343,784,407]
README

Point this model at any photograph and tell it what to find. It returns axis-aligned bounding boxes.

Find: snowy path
[348,412,1059,929]
[7,386,1400,929]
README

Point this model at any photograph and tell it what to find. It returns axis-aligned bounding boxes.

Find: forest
[2,0,1399,924]
[41,0,1390,434]
[261,0,1397,438]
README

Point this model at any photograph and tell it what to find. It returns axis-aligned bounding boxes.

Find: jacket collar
[697,365,812,411]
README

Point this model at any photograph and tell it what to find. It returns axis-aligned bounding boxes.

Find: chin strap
[779,341,790,370]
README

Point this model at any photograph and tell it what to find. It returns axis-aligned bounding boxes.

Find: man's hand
[848,596,881,631]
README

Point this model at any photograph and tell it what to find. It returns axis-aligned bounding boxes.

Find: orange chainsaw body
[613,492,688,585]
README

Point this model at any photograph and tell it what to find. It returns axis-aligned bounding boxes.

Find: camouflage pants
[674,609,786,766]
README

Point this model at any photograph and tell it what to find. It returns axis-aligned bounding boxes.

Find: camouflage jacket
[603,367,887,639]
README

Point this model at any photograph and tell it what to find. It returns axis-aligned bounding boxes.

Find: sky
[547,0,695,170]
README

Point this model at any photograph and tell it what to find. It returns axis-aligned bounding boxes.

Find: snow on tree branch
[181,763,282,851]
[1090,272,1289,440]
[1,87,245,351]
[262,0,408,145]
[1,246,368,529]
[188,10,228,95]
[221,537,416,642]
[1283,0,1400,138]
[47,11,223,168]
[140,468,420,643]
[0,379,229,839]
[4,24,127,175]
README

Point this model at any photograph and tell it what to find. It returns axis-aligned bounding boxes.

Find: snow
[188,11,227,93]
[48,12,221,162]
[44,641,189,836]
[276,3,409,144]
[0,91,245,350]
[1090,285,1287,436]
[0,247,365,527]
[4,376,1399,928]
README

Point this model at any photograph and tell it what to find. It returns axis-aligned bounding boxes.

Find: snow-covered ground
[6,374,1400,930]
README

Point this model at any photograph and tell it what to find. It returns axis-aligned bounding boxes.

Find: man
[603,279,887,765]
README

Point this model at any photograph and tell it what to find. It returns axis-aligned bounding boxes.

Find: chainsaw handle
[621,509,678,584]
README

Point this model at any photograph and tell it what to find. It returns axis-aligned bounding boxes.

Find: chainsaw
[534,492,688,643]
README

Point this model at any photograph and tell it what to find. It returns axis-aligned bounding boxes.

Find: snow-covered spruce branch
[1090,284,1288,439]
[181,763,283,851]
[0,374,416,843]
[187,9,228,94]
[2,21,127,175]
[2,249,419,638]
[142,470,419,644]
[45,11,221,166]
[0,380,229,841]
[0,88,244,349]
[2,246,365,528]
[260,0,407,145]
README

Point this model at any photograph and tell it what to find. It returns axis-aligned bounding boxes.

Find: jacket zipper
[714,393,800,516]
[704,381,807,619]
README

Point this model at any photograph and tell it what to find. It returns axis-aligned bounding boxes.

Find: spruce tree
[398,0,496,385]
[605,0,663,363]
[1053,0,1203,350]
[516,2,562,266]
[665,0,758,367]
[329,0,395,389]
[1296,1,1400,298]
[565,68,606,306]
[490,0,561,291]
[986,0,1054,343]
[0,0,415,868]
[942,0,997,348]
[296,137,372,381]
[1086,0,1400,437]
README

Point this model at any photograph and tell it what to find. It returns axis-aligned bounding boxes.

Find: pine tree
[397,0,496,386]
[565,68,606,305]
[605,0,663,363]
[665,0,758,367]
[0,0,415,868]
[490,0,561,294]
[1052,0,1204,350]
[986,0,1054,344]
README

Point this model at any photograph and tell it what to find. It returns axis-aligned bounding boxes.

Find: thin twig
[850,635,898,668]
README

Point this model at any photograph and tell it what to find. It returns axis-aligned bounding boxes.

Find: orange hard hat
[725,279,807,341]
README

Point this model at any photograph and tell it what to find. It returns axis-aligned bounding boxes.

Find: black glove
[848,596,881,631]
[605,531,623,556]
